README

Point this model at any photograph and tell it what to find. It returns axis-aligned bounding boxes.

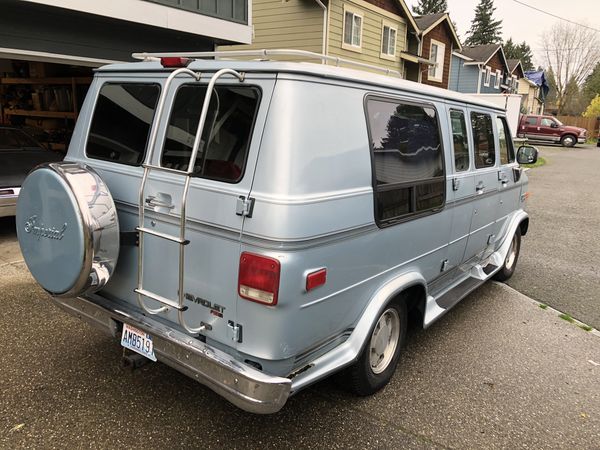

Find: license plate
[121,323,157,361]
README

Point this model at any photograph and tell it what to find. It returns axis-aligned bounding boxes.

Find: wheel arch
[519,217,529,236]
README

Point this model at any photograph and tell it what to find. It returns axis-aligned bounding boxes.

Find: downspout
[314,0,328,57]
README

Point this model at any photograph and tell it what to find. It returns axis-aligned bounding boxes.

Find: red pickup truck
[517,114,587,147]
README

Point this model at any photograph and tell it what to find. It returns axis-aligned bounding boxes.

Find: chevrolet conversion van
[16,50,538,414]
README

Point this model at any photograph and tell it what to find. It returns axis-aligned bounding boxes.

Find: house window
[428,40,445,82]
[483,66,491,87]
[343,7,363,50]
[512,75,518,92]
[381,24,397,58]
[494,70,502,89]
[366,97,445,226]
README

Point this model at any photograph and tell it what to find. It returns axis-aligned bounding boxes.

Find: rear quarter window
[86,83,160,165]
[366,97,445,226]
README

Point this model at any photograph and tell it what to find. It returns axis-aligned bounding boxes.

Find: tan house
[411,13,462,88]
[221,0,422,77]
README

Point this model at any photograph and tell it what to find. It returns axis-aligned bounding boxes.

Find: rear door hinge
[227,321,243,343]
[236,196,255,218]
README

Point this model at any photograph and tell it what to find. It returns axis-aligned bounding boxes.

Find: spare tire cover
[16,162,120,297]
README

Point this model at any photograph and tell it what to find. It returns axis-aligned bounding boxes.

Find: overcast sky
[404,0,597,66]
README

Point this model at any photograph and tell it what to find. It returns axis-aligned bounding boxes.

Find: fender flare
[290,271,426,393]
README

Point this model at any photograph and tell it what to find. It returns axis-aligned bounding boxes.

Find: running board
[435,276,482,310]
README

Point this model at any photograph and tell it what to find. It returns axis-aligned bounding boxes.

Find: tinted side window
[471,112,495,169]
[496,117,515,165]
[161,85,260,183]
[525,116,537,125]
[87,83,160,165]
[450,109,470,172]
[366,98,444,225]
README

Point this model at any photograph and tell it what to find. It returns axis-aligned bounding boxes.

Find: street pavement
[507,144,600,330]
[1,216,599,449]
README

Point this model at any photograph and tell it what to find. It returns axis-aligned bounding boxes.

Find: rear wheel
[346,300,407,396]
[561,134,576,147]
[493,227,521,282]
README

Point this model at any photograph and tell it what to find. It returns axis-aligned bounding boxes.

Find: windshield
[0,128,42,150]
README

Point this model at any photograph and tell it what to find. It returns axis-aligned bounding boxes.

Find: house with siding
[220,0,423,78]
[412,13,462,88]
[506,59,524,94]
[449,44,510,94]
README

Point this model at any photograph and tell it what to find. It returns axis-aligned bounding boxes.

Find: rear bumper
[0,187,19,218]
[51,293,292,414]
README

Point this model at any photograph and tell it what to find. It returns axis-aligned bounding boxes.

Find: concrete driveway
[1,217,599,449]
[507,144,600,330]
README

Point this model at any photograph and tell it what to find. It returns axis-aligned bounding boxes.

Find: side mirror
[550,122,559,128]
[517,145,539,164]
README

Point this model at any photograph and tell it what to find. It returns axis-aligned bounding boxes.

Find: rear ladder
[134,67,245,334]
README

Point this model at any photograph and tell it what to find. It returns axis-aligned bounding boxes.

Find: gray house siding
[146,0,248,24]
[448,55,479,93]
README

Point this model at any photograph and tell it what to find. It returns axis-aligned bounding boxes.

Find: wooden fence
[556,116,600,138]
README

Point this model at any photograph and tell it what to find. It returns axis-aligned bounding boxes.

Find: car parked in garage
[517,114,587,147]
[0,126,63,217]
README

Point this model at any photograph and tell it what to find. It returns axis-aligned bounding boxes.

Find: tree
[412,0,447,15]
[541,22,600,114]
[583,95,600,118]
[582,62,600,104]
[503,37,534,71]
[464,0,502,46]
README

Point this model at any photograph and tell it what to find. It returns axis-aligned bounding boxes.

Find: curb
[494,281,600,338]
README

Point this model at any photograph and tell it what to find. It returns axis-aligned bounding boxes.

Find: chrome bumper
[51,293,292,414]
[0,187,19,218]
[578,137,587,144]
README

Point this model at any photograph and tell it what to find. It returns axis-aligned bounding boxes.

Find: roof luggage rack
[131,49,402,78]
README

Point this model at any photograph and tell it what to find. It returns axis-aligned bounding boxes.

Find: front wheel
[346,300,407,396]
[561,134,576,147]
[493,227,521,282]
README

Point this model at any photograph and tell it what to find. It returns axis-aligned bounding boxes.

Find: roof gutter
[314,0,328,56]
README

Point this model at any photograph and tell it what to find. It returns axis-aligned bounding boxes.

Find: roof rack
[131,49,402,78]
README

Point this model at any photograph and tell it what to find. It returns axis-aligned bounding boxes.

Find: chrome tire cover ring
[16,162,119,297]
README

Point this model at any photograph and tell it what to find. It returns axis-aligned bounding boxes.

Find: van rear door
[79,72,275,347]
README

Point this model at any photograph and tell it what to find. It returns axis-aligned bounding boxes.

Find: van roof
[96,59,505,112]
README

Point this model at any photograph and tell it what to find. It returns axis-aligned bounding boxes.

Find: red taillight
[160,57,191,68]
[238,252,280,306]
[306,268,327,292]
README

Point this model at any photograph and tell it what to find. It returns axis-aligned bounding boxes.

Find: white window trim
[511,74,518,92]
[494,69,502,89]
[380,20,397,61]
[342,4,363,53]
[483,66,491,87]
[427,39,445,83]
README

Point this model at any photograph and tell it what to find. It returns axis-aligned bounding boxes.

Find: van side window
[496,117,515,165]
[366,98,444,225]
[86,83,160,165]
[449,109,470,171]
[471,112,496,168]
[161,85,260,183]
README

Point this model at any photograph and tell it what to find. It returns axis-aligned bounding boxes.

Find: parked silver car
[15,50,537,414]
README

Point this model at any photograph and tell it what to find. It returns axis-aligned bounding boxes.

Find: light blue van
[16,50,538,414]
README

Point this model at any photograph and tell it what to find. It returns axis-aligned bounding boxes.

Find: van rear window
[161,85,260,183]
[86,83,160,165]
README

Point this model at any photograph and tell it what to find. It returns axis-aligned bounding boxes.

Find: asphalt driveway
[1,216,599,449]
[507,144,600,330]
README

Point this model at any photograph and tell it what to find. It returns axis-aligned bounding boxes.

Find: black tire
[560,134,577,147]
[346,300,407,396]
[493,227,522,282]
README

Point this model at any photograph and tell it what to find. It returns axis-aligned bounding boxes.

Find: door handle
[476,182,485,194]
[145,195,175,210]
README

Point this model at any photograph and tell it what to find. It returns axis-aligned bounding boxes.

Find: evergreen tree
[503,37,534,71]
[464,0,503,46]
[412,0,448,15]
[583,62,600,104]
